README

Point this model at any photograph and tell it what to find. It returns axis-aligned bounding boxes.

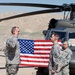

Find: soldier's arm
[3,46,7,55]
[54,46,60,58]
[48,52,53,71]
[62,51,72,67]
[48,56,56,74]
[48,60,52,71]
[6,38,16,49]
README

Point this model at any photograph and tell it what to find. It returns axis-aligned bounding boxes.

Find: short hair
[51,32,60,40]
[11,26,19,34]
[52,32,59,37]
[63,40,69,46]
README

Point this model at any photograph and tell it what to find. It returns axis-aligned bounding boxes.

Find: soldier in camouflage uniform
[60,41,73,75]
[48,33,61,75]
[4,26,20,75]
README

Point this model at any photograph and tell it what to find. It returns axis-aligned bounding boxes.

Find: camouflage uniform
[48,42,61,75]
[4,35,20,75]
[60,48,73,75]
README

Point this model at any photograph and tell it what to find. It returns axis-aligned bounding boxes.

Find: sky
[0,0,75,13]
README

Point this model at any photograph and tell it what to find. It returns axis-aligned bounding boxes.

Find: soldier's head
[11,26,20,36]
[63,41,69,49]
[51,33,59,42]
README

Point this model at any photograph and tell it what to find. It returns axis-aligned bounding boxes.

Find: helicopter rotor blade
[0,8,62,21]
[0,3,62,8]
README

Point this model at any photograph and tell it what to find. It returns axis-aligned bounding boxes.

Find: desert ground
[0,12,63,75]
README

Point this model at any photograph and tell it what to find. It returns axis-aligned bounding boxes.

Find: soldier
[48,33,61,75]
[4,26,20,75]
[60,41,73,75]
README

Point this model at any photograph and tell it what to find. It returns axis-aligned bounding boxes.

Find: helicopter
[0,3,75,28]
[0,3,75,75]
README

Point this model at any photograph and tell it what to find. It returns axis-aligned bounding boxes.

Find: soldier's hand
[51,70,55,74]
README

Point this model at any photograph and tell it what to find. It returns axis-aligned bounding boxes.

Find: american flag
[18,39,62,67]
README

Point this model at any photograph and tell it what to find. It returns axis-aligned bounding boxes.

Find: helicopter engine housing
[49,18,75,29]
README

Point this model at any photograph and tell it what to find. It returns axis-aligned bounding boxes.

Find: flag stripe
[34,48,52,50]
[20,61,48,65]
[20,59,49,63]
[34,50,50,53]
[34,44,53,46]
[20,53,50,58]
[34,52,50,55]
[34,46,52,48]
[19,64,48,67]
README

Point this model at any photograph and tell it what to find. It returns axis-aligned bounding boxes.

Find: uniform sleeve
[3,46,7,55]
[53,45,60,58]
[48,51,53,71]
[48,60,52,71]
[63,51,73,67]
[6,38,16,49]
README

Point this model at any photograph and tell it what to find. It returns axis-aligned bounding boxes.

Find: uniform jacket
[48,42,61,71]
[61,47,73,67]
[4,35,20,64]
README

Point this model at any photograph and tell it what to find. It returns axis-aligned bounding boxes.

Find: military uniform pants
[6,64,19,75]
[62,66,69,75]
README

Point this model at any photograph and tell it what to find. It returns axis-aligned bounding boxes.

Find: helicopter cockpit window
[69,32,75,46]
[69,32,75,38]
[50,31,67,42]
